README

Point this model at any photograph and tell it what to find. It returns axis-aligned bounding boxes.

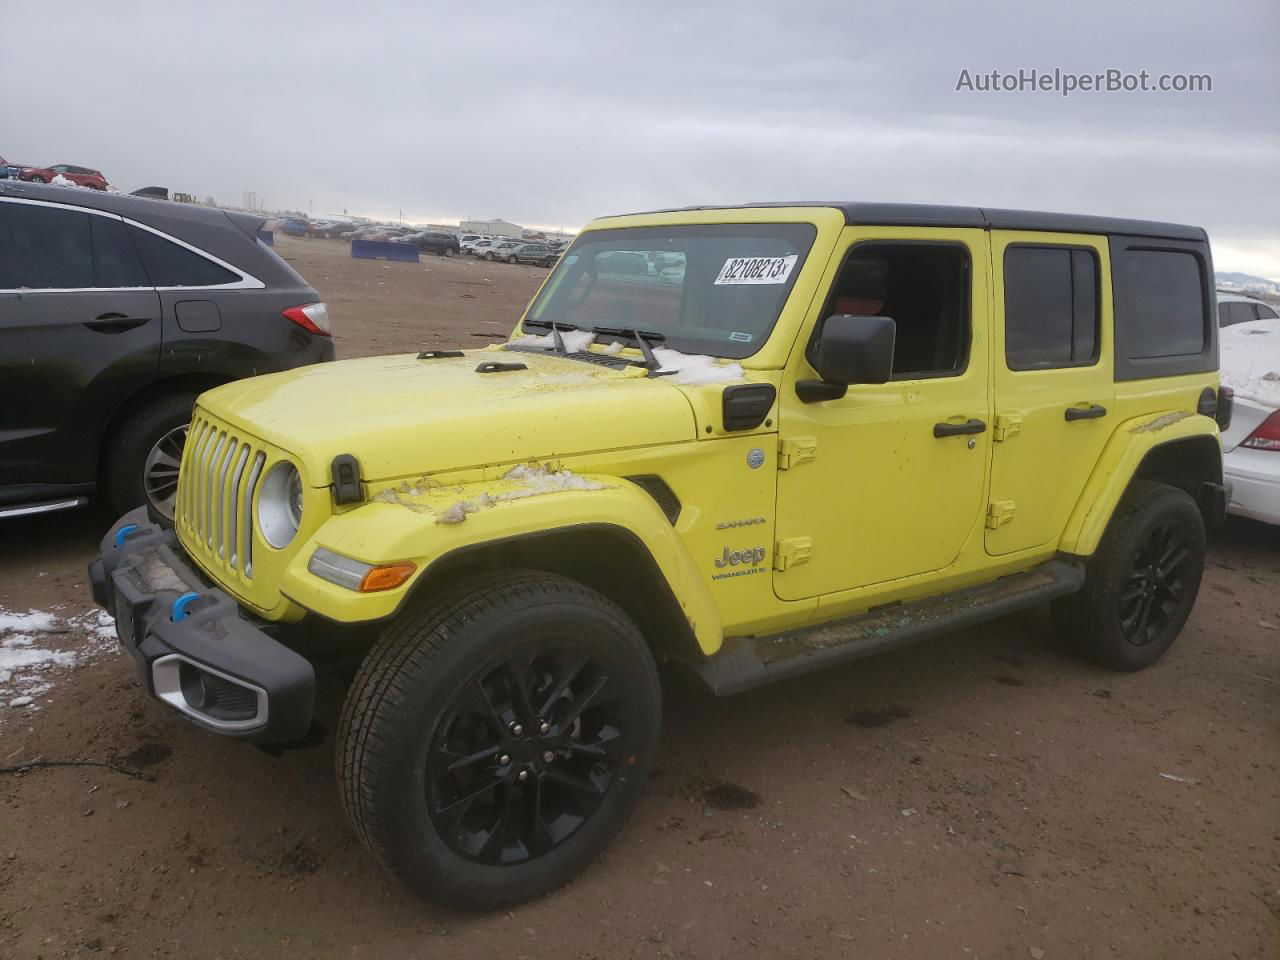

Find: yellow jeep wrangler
[91,201,1229,909]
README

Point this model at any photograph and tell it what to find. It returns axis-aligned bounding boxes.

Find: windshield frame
[521,221,819,360]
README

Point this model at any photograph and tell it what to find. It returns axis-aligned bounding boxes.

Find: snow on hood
[1,606,118,714]
[1220,318,1280,408]
[507,329,597,353]
[652,347,745,385]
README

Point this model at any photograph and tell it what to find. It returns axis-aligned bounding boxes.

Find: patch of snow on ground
[652,347,745,385]
[0,606,119,716]
[506,329,597,353]
[1220,318,1280,407]
[435,464,607,524]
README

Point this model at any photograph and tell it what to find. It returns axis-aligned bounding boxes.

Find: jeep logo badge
[715,546,767,568]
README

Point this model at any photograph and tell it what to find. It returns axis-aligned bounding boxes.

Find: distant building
[461,218,523,239]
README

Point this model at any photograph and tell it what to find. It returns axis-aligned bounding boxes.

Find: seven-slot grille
[177,413,267,579]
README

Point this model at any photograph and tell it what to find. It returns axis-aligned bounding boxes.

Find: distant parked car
[481,239,522,262]
[278,218,312,237]
[316,220,355,239]
[469,239,499,258]
[0,181,333,521]
[0,155,19,179]
[16,163,56,183]
[504,242,557,266]
[1218,292,1279,328]
[399,230,460,257]
[42,164,110,190]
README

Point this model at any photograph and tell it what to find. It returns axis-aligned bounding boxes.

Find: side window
[1221,302,1257,326]
[1113,248,1207,358]
[818,243,970,378]
[126,225,239,286]
[1003,245,1099,369]
[90,215,150,288]
[1257,304,1279,321]
[0,202,93,289]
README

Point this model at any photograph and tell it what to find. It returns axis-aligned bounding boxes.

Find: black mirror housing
[797,315,896,402]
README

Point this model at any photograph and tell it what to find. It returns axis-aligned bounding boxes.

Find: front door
[774,227,992,601]
[0,198,160,489]
[985,231,1115,555]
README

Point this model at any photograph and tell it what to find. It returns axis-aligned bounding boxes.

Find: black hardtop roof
[612,201,1205,242]
[0,180,265,235]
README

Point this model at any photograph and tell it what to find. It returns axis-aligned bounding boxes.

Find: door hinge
[778,436,817,470]
[993,414,1023,443]
[774,536,813,571]
[986,500,1016,529]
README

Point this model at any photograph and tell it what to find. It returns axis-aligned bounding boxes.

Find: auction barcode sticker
[714,254,798,285]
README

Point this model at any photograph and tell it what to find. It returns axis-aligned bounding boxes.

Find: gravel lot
[1,235,1277,959]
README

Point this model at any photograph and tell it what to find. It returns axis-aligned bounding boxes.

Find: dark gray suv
[0,182,334,521]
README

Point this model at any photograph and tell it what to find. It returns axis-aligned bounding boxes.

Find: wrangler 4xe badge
[712,545,768,581]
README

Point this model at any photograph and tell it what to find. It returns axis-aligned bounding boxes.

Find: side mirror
[797,315,896,402]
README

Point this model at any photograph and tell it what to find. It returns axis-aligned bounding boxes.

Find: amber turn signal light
[359,562,417,593]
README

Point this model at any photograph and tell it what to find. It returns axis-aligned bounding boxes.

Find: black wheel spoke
[543,766,605,803]
[536,654,588,719]
[558,673,612,730]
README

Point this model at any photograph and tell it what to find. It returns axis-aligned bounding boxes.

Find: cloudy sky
[4,0,1277,276]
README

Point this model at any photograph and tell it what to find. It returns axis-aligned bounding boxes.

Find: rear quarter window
[127,225,240,287]
[1110,236,1214,380]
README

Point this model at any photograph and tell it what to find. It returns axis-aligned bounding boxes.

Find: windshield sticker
[728,331,753,342]
[714,254,798,286]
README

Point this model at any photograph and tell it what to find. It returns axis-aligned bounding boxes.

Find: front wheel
[337,571,661,909]
[442,246,456,257]
[484,252,494,261]
[1053,481,1205,671]
[507,255,518,264]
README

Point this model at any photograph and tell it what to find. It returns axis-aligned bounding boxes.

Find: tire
[337,570,661,910]
[542,258,553,268]
[28,175,47,183]
[507,255,518,264]
[443,247,456,258]
[101,392,198,521]
[484,252,494,261]
[1053,481,1205,671]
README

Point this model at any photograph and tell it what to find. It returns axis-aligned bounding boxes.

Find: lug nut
[538,721,550,735]
[509,722,524,736]
[517,769,530,782]
[543,750,555,763]
[498,754,511,766]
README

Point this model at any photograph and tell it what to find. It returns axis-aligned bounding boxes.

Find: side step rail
[696,559,1086,696]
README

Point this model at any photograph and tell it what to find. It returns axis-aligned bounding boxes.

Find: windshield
[524,222,817,358]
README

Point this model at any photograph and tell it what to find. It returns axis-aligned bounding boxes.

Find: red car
[22,163,109,190]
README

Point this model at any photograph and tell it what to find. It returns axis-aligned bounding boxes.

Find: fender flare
[280,475,724,656]
[1059,411,1222,557]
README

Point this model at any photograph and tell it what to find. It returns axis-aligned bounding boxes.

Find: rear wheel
[101,392,198,521]
[1053,481,1205,671]
[442,247,456,258]
[337,571,661,909]
[484,252,494,261]
[507,255,518,264]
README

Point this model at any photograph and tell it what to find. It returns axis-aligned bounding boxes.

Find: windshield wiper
[591,326,666,371]
[516,317,574,353]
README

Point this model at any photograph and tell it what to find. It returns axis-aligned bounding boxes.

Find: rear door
[0,198,160,488]
[985,231,1115,555]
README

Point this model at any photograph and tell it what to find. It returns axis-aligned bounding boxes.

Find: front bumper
[89,508,315,742]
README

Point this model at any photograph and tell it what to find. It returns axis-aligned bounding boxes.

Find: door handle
[84,313,149,333]
[933,418,987,438]
[1064,403,1107,422]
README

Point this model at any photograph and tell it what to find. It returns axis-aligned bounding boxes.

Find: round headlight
[258,461,303,549]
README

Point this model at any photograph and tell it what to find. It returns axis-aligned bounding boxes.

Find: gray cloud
[3,0,1277,274]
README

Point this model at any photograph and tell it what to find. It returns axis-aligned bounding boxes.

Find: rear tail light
[1241,410,1280,451]
[283,302,331,336]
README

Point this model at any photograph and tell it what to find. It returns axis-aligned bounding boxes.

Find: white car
[1219,318,1280,525]
[1218,291,1280,327]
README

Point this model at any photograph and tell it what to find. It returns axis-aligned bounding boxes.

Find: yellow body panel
[174,203,1222,665]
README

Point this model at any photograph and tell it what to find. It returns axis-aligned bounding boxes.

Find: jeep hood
[199,350,700,483]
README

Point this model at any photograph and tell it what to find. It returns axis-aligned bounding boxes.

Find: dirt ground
[1,235,1277,960]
